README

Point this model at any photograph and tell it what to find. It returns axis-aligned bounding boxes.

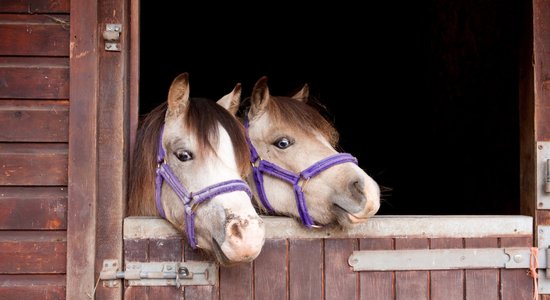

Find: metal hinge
[99,260,218,287]
[348,225,550,294]
[102,24,121,51]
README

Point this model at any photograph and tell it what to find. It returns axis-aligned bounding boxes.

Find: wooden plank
[146,239,183,299]
[253,239,287,300]
[123,239,149,299]
[464,238,499,300]
[129,0,140,162]
[324,239,357,300]
[395,238,429,300]
[0,14,69,56]
[0,231,66,274]
[0,0,70,13]
[0,100,69,142]
[500,237,533,300]
[359,238,393,300]
[219,263,253,300]
[0,57,69,99]
[184,243,217,300]
[0,275,65,299]
[535,0,550,141]
[430,238,464,300]
[289,239,323,300]
[0,186,67,230]
[66,0,99,297]
[0,143,67,185]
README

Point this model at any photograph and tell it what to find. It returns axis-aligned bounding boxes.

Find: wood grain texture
[146,239,183,299]
[184,243,217,300]
[0,143,67,185]
[464,238,499,300]
[0,275,65,300]
[0,14,69,56]
[430,238,464,300]
[289,239,323,300]
[359,238,393,300]
[0,0,69,13]
[253,239,287,300]
[0,231,66,273]
[123,239,149,299]
[535,0,550,141]
[501,237,533,300]
[324,238,357,300]
[0,186,67,230]
[395,238,429,300]
[0,57,69,99]
[0,100,69,142]
[219,262,253,300]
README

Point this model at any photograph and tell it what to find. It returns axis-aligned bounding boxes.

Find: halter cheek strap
[155,125,252,249]
[244,118,358,228]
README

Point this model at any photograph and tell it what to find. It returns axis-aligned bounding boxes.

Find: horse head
[244,76,380,228]
[128,73,265,266]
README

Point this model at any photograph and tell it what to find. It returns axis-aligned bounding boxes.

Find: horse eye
[273,137,293,149]
[174,150,193,162]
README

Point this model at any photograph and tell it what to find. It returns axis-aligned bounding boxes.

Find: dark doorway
[140,1,527,215]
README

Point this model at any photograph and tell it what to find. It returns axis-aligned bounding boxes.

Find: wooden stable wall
[123,216,534,300]
[0,0,70,298]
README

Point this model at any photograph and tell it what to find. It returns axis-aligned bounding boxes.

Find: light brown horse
[128,73,265,266]
[240,76,380,228]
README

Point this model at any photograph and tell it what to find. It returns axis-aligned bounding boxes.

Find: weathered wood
[430,238,464,300]
[0,57,69,99]
[0,186,66,230]
[0,14,69,56]
[324,239,357,300]
[0,100,69,142]
[500,237,534,300]
[146,239,183,299]
[0,275,65,299]
[359,238,393,300]
[464,238,499,300]
[66,0,99,297]
[0,143,67,185]
[534,0,550,141]
[129,0,140,161]
[219,263,253,300]
[253,239,287,300]
[0,231,66,274]
[395,238,429,300]
[289,239,323,300]
[123,239,149,299]
[184,243,217,300]
[0,0,70,13]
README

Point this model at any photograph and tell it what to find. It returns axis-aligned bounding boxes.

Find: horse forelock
[267,96,339,146]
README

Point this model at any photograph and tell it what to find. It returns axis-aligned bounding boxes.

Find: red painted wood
[395,238,429,300]
[0,100,69,142]
[464,238,499,300]
[253,239,287,300]
[0,186,66,230]
[0,231,66,273]
[0,143,67,185]
[430,238,464,300]
[324,239,358,300]
[500,237,533,300]
[183,243,218,300]
[0,275,65,300]
[289,239,323,300]
[0,0,69,13]
[359,238,393,300]
[219,263,253,300]
[0,57,69,99]
[0,14,69,56]
[147,239,183,299]
[123,239,149,299]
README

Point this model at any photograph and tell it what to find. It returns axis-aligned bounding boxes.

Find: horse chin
[331,203,370,228]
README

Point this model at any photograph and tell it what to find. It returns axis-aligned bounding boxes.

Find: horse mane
[241,95,340,147]
[127,98,251,217]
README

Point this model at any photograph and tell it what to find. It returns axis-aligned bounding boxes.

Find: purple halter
[155,125,252,249]
[244,118,358,228]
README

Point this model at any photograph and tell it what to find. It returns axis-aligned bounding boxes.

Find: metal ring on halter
[298,177,310,190]
[251,156,262,168]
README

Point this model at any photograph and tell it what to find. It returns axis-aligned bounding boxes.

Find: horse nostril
[230,222,243,240]
[349,180,365,200]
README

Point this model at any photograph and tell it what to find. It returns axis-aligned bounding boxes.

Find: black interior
[140,1,528,215]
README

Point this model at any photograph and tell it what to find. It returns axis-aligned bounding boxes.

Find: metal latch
[99,260,218,287]
[102,24,121,51]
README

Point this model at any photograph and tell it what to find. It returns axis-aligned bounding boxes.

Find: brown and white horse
[127,73,265,266]
[239,76,380,228]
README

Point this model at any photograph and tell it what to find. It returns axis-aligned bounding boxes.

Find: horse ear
[217,83,241,116]
[249,76,270,119]
[291,83,309,102]
[166,72,190,119]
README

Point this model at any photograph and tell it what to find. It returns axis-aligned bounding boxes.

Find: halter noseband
[244,118,358,228]
[155,125,252,249]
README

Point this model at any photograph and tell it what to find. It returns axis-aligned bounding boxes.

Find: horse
[239,76,381,228]
[127,73,265,266]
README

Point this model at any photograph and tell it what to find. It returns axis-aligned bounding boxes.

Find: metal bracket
[99,260,218,287]
[102,24,121,51]
[537,142,550,208]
